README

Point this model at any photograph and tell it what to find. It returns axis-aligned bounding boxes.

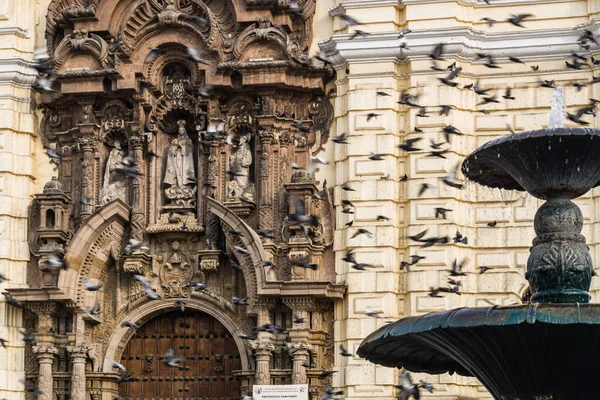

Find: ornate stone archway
[103,298,251,373]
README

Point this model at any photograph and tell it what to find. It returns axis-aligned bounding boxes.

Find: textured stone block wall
[0,0,52,398]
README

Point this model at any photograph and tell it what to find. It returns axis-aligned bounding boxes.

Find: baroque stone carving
[227,133,254,201]
[123,252,152,275]
[46,1,99,51]
[159,240,194,298]
[86,343,102,372]
[19,0,338,396]
[234,18,291,62]
[118,0,223,57]
[155,65,199,130]
[101,141,128,205]
[53,30,112,71]
[164,120,197,208]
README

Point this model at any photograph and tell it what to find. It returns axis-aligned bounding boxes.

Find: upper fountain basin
[462,128,600,200]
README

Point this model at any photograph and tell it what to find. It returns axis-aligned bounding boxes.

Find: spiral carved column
[258,130,274,232]
[79,137,96,221]
[129,135,146,242]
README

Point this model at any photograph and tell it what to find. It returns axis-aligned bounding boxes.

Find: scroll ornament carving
[205,212,220,249]
[286,342,313,354]
[308,96,333,133]
[53,30,112,70]
[119,0,221,57]
[233,19,291,61]
[46,0,99,42]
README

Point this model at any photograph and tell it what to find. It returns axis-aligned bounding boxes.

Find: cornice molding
[0,59,38,86]
[329,0,402,15]
[403,0,578,4]
[319,22,600,67]
[0,27,30,38]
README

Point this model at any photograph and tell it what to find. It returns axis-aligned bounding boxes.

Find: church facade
[2,0,600,400]
[2,0,340,400]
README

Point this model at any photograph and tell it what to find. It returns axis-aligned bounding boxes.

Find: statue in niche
[100,141,127,205]
[164,120,196,208]
[227,133,255,201]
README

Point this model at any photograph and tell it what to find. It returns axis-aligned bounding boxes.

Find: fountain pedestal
[528,198,593,303]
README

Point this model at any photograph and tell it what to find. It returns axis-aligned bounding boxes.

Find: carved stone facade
[5,0,339,399]
[9,1,600,400]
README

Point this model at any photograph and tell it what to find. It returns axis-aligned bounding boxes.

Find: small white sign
[252,384,309,400]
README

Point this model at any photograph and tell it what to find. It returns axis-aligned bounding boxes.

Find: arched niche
[60,199,130,303]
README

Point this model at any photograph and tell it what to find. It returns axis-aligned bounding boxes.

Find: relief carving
[159,240,194,298]
[53,30,112,71]
[22,0,336,394]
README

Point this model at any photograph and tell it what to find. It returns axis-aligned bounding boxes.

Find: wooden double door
[119,310,242,400]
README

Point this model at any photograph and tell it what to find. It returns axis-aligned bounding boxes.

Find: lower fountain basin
[357,303,600,400]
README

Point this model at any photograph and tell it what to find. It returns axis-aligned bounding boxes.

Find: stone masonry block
[414,156,446,174]
[475,114,510,131]
[353,112,387,131]
[475,251,512,269]
[354,158,389,177]
[475,206,511,223]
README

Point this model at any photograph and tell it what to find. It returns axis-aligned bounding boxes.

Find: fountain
[357,89,600,400]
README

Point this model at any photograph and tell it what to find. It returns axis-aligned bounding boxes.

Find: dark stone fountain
[357,89,600,400]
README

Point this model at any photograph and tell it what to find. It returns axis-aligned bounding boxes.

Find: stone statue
[164,120,196,207]
[228,133,254,200]
[101,141,127,205]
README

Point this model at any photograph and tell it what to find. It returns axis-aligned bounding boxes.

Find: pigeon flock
[10,1,600,399]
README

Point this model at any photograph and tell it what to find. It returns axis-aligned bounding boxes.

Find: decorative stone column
[251,341,275,385]
[196,129,206,224]
[258,130,274,232]
[288,342,312,384]
[128,135,145,242]
[32,346,59,398]
[207,140,220,200]
[67,345,88,400]
[79,137,96,221]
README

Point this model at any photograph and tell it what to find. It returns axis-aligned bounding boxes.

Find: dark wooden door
[119,310,242,400]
